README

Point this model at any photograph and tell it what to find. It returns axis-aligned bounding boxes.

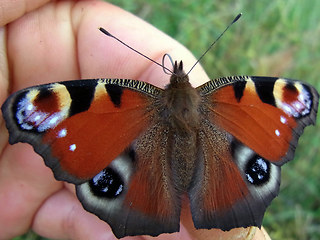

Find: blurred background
[15,0,320,239]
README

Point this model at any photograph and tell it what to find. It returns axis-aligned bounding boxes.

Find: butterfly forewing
[197,76,319,165]
[1,79,161,183]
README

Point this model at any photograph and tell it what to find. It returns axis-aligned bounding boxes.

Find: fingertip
[33,188,114,240]
[74,1,209,86]
[253,227,271,240]
[180,204,261,240]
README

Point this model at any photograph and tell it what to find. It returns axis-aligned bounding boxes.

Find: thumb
[180,203,270,240]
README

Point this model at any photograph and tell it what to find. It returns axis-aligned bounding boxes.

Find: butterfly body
[1,59,318,238]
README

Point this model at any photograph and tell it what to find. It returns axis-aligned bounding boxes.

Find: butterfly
[1,18,319,238]
[2,59,319,238]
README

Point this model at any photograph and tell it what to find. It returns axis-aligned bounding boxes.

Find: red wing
[2,79,161,183]
[2,78,182,238]
[189,76,318,230]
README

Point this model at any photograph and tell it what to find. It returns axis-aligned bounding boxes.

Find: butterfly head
[169,60,189,85]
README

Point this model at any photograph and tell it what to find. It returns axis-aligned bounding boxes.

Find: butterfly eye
[245,156,270,185]
[89,167,124,198]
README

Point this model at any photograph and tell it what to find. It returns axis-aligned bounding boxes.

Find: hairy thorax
[163,80,201,134]
[160,77,202,190]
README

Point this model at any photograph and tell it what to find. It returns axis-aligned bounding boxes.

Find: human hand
[0,1,269,239]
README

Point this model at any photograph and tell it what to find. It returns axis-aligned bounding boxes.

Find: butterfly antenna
[186,13,242,76]
[162,53,175,74]
[99,28,174,75]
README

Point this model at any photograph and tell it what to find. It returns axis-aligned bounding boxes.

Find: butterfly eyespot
[12,85,73,132]
[89,167,124,198]
[245,156,270,185]
[273,79,314,118]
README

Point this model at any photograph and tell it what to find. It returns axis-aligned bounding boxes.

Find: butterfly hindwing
[189,76,318,229]
[77,122,182,238]
[189,121,281,230]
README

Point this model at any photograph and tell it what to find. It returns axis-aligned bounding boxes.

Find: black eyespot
[245,156,270,185]
[89,167,124,198]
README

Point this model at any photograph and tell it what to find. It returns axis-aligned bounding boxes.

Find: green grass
[15,0,320,239]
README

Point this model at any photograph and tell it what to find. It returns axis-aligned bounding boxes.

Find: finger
[253,227,271,240]
[1,1,83,239]
[0,0,51,26]
[0,27,10,152]
[0,144,62,239]
[180,202,259,240]
[7,1,80,90]
[32,188,120,240]
[73,1,209,87]
[73,1,210,88]
[180,204,270,240]
[7,1,209,93]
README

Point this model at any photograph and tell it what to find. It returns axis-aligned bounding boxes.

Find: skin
[0,1,269,239]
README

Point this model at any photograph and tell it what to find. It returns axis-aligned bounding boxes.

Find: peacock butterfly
[1,14,319,238]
